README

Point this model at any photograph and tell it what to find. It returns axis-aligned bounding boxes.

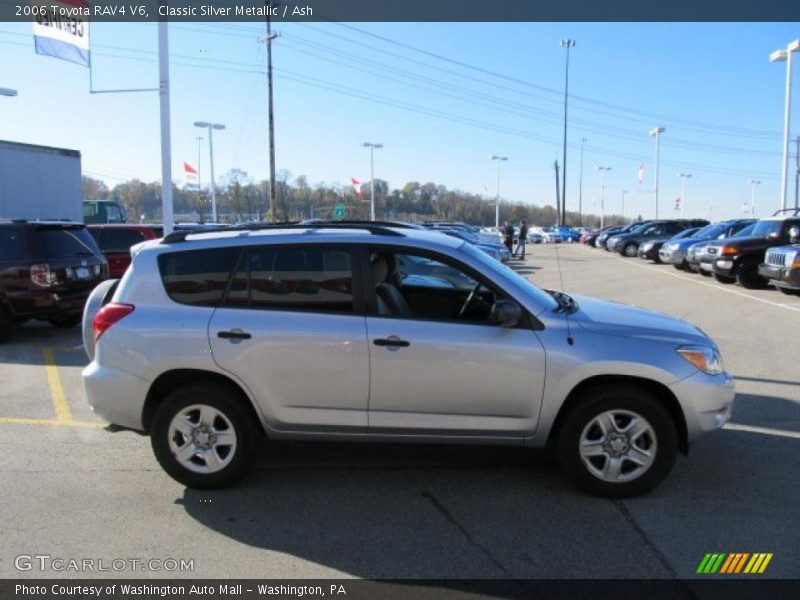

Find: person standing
[502,221,514,253]
[514,220,528,260]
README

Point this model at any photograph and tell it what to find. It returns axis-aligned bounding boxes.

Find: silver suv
[82,223,734,497]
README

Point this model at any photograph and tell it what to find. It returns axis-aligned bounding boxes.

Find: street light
[748,179,761,217]
[596,165,612,228]
[0,88,17,97]
[770,39,800,211]
[362,142,383,221]
[650,126,666,219]
[193,121,225,222]
[678,172,692,216]
[578,137,587,226]
[560,39,576,228]
[621,189,628,220]
[195,136,203,190]
[491,155,508,229]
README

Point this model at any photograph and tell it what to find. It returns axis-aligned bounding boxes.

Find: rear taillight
[93,302,135,342]
[30,264,52,287]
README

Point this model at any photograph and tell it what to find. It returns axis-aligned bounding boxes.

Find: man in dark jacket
[514,220,528,260]
[503,221,514,253]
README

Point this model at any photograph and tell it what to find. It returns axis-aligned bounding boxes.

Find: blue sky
[1,21,799,222]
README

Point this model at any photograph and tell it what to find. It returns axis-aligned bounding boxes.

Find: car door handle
[373,338,410,348]
[217,330,252,340]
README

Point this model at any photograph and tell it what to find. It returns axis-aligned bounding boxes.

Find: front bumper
[669,371,735,442]
[8,288,93,319]
[759,264,800,289]
[713,258,737,276]
[660,248,686,265]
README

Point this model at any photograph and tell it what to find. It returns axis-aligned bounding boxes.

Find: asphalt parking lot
[1,243,799,581]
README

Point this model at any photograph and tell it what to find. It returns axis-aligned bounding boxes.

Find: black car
[607,219,709,257]
[594,226,625,249]
[0,220,107,341]
[637,227,701,262]
[708,210,800,288]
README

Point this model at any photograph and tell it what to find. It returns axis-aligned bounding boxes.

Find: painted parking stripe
[0,417,103,428]
[42,348,73,422]
[724,422,800,440]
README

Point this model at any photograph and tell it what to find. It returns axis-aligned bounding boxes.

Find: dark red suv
[0,220,108,341]
[87,224,163,278]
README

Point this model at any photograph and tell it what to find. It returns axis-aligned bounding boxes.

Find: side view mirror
[790,226,800,244]
[490,299,522,328]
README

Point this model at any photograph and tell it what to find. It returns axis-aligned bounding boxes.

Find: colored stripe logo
[697,553,773,574]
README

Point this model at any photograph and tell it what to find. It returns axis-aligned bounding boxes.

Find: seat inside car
[371,253,412,316]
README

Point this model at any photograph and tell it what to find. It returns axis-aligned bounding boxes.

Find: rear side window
[223,246,354,313]
[37,227,102,258]
[158,248,239,307]
[0,227,27,262]
[94,229,147,252]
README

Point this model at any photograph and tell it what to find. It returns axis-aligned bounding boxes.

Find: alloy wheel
[168,404,238,474]
[579,409,657,483]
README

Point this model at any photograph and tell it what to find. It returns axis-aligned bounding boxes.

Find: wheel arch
[547,375,688,455]
[142,369,262,434]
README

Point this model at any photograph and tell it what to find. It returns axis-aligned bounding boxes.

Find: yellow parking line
[42,348,73,423]
[0,417,104,428]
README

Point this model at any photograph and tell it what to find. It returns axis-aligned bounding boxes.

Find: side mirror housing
[490,299,522,328]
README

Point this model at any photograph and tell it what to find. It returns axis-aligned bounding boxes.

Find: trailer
[0,140,83,222]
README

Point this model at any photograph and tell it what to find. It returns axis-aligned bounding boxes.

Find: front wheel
[623,243,638,258]
[151,383,263,489]
[736,260,769,289]
[557,386,678,497]
[714,273,736,284]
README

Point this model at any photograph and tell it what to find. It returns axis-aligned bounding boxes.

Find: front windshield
[673,228,699,239]
[460,242,559,312]
[749,220,782,238]
[732,224,755,238]
[694,223,726,238]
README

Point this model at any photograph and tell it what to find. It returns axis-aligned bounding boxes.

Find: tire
[150,382,264,489]
[698,268,712,277]
[714,273,736,284]
[777,286,800,296]
[736,260,769,290]
[623,243,638,258]
[672,263,684,271]
[48,314,82,328]
[556,385,678,498]
[0,308,12,343]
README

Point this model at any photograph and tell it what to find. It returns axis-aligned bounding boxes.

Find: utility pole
[795,135,799,210]
[364,142,384,221]
[770,41,800,212]
[596,165,612,228]
[621,189,627,221]
[578,137,586,226]
[650,126,665,219]
[260,2,280,223]
[678,172,692,216]
[749,179,761,217]
[560,39,576,228]
[158,19,173,235]
[491,155,508,228]
[554,160,561,225]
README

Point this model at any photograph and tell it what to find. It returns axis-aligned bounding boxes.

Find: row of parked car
[580,210,800,294]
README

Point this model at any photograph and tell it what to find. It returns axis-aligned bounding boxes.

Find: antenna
[551,160,574,346]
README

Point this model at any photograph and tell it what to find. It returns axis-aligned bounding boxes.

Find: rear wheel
[714,273,736,284]
[557,385,678,497]
[151,383,263,489]
[623,243,639,258]
[736,260,769,289]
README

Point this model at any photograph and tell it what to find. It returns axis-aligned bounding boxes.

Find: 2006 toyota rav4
[82,223,734,497]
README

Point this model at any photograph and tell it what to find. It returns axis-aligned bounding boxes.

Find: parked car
[554,226,582,243]
[433,227,511,262]
[82,222,733,497]
[595,226,626,249]
[88,224,163,278]
[639,227,700,262]
[659,220,755,270]
[708,210,800,288]
[83,200,127,224]
[692,224,756,276]
[607,220,709,257]
[758,225,800,295]
[582,226,617,247]
[0,220,107,341]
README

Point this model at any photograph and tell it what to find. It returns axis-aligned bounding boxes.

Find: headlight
[677,345,724,375]
[608,237,618,244]
[642,242,653,250]
[665,243,678,251]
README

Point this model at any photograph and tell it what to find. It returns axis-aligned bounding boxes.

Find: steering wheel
[458,282,482,318]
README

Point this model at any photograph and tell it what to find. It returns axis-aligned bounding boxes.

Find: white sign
[32,0,90,67]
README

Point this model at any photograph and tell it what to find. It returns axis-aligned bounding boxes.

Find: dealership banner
[32,0,90,67]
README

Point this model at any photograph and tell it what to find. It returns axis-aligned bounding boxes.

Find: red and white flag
[638,163,645,186]
[674,197,681,210]
[184,162,199,188]
[351,177,362,197]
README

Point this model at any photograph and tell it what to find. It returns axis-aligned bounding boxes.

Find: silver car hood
[571,295,709,345]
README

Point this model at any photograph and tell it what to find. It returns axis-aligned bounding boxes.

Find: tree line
[82,170,630,228]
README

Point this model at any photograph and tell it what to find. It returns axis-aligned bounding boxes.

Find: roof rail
[772,207,800,217]
[161,221,406,244]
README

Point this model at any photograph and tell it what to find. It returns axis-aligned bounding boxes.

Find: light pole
[491,155,508,229]
[195,136,203,190]
[194,121,225,222]
[650,126,666,219]
[578,136,587,226]
[560,39,576,228]
[770,40,800,212]
[621,189,627,220]
[596,165,612,228]
[678,172,692,216]
[749,179,761,217]
[362,142,383,221]
[0,88,17,97]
